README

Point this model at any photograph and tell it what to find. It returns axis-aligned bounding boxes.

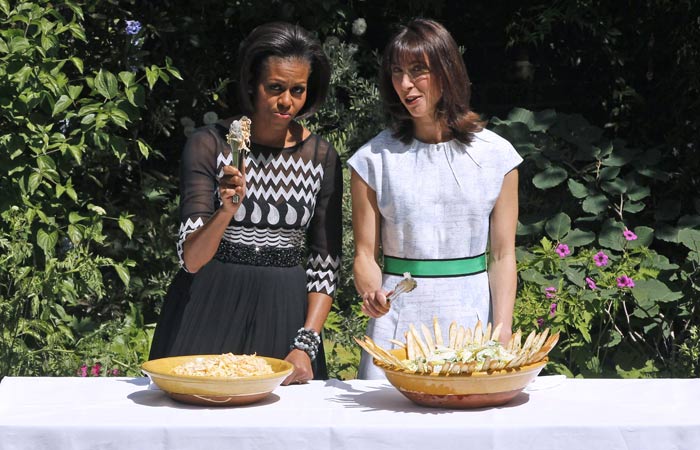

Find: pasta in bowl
[141,353,293,406]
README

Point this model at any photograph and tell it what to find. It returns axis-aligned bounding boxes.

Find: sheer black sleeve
[305,141,343,296]
[176,127,220,270]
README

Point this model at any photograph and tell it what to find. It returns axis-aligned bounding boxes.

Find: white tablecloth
[0,376,699,450]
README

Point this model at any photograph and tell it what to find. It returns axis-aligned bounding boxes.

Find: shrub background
[1,0,698,379]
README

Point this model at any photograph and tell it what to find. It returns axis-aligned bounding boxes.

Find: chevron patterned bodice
[176,125,342,296]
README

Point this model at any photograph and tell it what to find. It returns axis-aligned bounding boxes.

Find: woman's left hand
[282,349,313,385]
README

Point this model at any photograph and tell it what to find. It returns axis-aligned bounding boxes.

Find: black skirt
[149,259,328,379]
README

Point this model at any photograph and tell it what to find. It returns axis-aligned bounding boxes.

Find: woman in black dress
[149,22,342,384]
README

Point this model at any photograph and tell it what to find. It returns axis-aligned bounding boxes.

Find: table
[1,376,699,450]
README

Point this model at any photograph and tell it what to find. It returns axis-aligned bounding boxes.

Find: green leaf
[67,224,82,244]
[601,178,626,195]
[68,145,83,164]
[9,36,31,53]
[0,0,10,16]
[679,228,700,253]
[567,179,589,199]
[533,165,568,189]
[37,155,56,171]
[627,226,653,248]
[166,66,183,80]
[52,95,72,116]
[114,264,131,287]
[632,279,683,303]
[599,166,620,181]
[625,181,650,201]
[562,229,596,247]
[95,69,118,100]
[582,194,608,215]
[65,86,83,102]
[623,201,645,213]
[545,212,571,240]
[118,71,136,87]
[145,67,159,90]
[70,57,84,74]
[69,212,86,223]
[118,216,134,239]
[137,140,150,158]
[37,229,58,254]
[28,172,41,192]
[87,204,106,215]
[598,221,625,250]
[109,109,129,128]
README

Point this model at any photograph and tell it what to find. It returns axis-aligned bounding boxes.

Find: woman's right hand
[361,288,390,318]
[218,163,246,214]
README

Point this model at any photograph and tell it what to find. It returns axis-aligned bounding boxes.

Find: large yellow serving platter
[375,348,547,409]
[142,354,293,406]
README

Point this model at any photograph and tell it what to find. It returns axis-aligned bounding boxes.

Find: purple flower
[616,275,635,288]
[111,368,120,376]
[555,243,570,258]
[91,363,102,377]
[593,251,609,267]
[125,20,141,35]
[78,365,88,377]
[545,286,557,298]
[536,317,544,328]
[549,303,557,317]
[585,277,597,290]
[623,229,638,241]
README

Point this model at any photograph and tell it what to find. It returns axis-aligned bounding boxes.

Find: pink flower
[616,275,635,288]
[549,303,557,317]
[593,251,609,267]
[555,243,570,258]
[585,277,597,290]
[91,363,102,377]
[623,229,637,241]
[78,365,88,377]
[111,368,120,376]
[545,286,557,298]
[536,317,544,328]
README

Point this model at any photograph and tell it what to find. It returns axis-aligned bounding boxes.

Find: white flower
[180,116,195,128]
[352,18,367,36]
[202,111,218,125]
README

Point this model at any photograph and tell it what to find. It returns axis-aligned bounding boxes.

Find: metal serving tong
[386,272,417,304]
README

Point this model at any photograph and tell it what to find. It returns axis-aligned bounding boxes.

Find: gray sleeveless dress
[348,129,522,379]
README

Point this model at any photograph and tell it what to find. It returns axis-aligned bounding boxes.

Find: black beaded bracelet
[290,327,321,361]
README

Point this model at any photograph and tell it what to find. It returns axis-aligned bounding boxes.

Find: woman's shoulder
[182,124,225,155]
[354,129,401,155]
[469,128,515,150]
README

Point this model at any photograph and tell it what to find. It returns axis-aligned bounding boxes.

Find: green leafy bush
[0,0,177,377]
[491,109,700,377]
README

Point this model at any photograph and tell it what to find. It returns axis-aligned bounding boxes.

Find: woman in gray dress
[348,19,521,379]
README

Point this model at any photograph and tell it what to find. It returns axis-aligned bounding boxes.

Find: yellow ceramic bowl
[142,355,293,406]
[375,349,547,409]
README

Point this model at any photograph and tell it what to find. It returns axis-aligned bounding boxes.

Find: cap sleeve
[347,139,382,192]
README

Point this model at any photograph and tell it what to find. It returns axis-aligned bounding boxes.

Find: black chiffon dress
[149,124,342,379]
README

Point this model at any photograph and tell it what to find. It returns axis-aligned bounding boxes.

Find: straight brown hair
[379,18,484,144]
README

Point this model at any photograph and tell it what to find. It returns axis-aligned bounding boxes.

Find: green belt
[383,254,487,278]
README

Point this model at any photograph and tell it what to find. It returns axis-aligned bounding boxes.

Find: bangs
[388,33,431,67]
